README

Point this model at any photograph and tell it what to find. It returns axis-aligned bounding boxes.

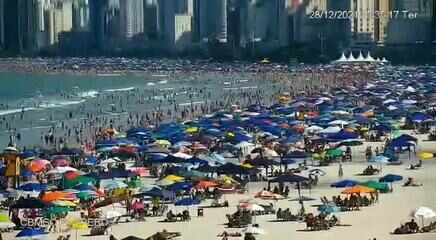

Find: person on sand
[338,163,343,178]
[244,232,256,240]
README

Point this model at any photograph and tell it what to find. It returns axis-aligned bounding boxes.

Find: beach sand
[3,133,436,240]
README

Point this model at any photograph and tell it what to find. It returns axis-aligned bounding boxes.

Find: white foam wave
[39,100,86,109]
[179,101,205,106]
[158,80,168,84]
[146,82,156,86]
[104,87,136,92]
[77,90,99,98]
[0,107,36,116]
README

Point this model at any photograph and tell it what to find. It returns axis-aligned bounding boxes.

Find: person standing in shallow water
[338,163,343,178]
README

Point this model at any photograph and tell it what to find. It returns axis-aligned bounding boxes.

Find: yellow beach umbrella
[185,127,199,134]
[163,174,184,182]
[419,152,435,160]
[52,200,77,207]
[68,219,88,240]
[242,163,254,169]
[155,140,171,146]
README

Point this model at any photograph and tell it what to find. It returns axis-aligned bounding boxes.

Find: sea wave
[158,80,168,84]
[77,90,99,98]
[38,99,86,109]
[104,87,136,92]
[0,107,36,116]
[179,101,204,106]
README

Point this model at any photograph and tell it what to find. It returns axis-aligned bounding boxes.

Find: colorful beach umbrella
[341,185,376,194]
[16,228,47,239]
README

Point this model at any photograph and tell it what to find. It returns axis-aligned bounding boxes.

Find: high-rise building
[196,0,228,43]
[45,0,73,45]
[3,0,41,53]
[119,0,144,39]
[350,0,376,45]
[72,0,91,31]
[387,0,433,44]
[144,0,158,39]
[157,0,193,50]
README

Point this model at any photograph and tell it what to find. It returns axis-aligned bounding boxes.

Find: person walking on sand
[338,163,343,178]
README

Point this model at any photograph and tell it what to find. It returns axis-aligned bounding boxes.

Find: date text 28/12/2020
[309,10,419,20]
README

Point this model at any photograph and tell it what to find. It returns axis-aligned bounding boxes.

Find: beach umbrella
[104,210,122,219]
[68,220,89,240]
[360,181,389,192]
[11,198,46,209]
[28,159,50,173]
[19,183,48,192]
[243,226,266,235]
[319,126,341,134]
[163,175,185,182]
[341,185,375,194]
[43,206,71,218]
[76,191,97,201]
[270,174,308,183]
[326,148,343,158]
[289,196,316,202]
[16,228,47,239]
[254,190,284,200]
[52,158,70,167]
[0,214,10,223]
[410,207,436,227]
[127,179,143,189]
[41,191,76,203]
[64,171,81,180]
[318,204,340,215]
[379,174,403,183]
[418,152,435,160]
[47,166,78,175]
[167,181,193,192]
[370,155,390,163]
[174,198,200,206]
[240,203,264,212]
[195,180,219,190]
[337,139,363,147]
[52,200,77,207]
[308,169,326,176]
[102,180,128,190]
[330,179,359,188]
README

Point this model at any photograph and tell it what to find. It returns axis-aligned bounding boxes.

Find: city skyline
[0,0,434,61]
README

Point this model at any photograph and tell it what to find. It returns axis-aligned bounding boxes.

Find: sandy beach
[2,133,436,240]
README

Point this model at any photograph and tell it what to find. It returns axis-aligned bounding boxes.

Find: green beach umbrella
[127,179,143,189]
[44,206,71,218]
[360,181,389,192]
[0,214,10,222]
[76,191,96,201]
[64,176,96,188]
[326,148,344,158]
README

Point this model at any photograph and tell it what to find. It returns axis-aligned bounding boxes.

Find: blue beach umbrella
[19,183,48,192]
[175,198,201,206]
[318,204,340,215]
[379,174,403,183]
[330,179,359,188]
[16,228,47,239]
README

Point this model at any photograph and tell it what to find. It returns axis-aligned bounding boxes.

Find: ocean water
[0,72,275,146]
